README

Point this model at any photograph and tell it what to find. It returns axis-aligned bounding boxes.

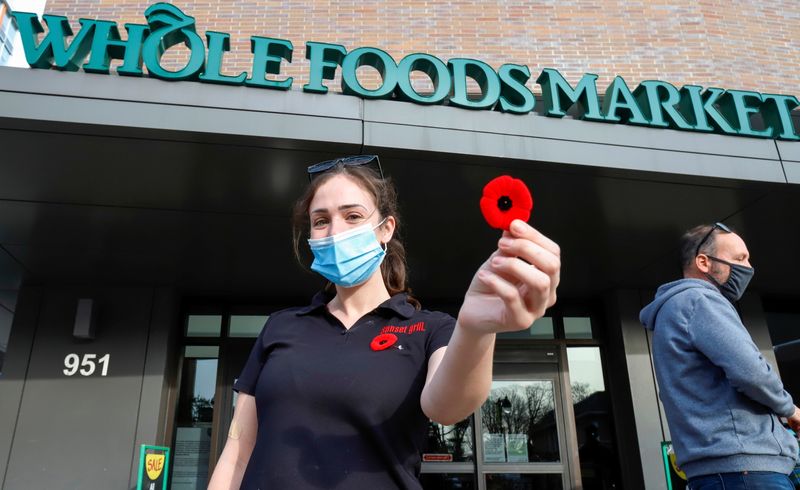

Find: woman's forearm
[208,393,257,489]
[208,443,250,490]
[420,324,496,425]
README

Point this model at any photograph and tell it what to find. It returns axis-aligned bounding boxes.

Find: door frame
[421,344,582,489]
[480,345,579,490]
[213,337,258,465]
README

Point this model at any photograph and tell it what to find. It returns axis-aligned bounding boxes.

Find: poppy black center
[497,196,513,211]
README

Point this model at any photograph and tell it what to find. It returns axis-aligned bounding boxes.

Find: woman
[208,156,560,489]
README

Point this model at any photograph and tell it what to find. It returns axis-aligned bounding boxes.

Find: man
[640,223,800,489]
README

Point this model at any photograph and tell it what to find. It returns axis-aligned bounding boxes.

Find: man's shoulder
[654,284,732,330]
[661,286,741,337]
[660,283,709,311]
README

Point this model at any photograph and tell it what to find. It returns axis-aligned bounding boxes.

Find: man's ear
[695,254,711,274]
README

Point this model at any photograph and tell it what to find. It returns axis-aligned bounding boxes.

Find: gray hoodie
[640,278,798,478]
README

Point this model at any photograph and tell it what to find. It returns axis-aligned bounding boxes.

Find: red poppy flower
[480,175,533,230]
[370,333,398,351]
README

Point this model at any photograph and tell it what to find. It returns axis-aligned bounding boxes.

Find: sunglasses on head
[695,222,732,256]
[306,155,384,181]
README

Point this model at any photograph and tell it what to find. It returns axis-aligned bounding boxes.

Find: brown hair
[679,223,737,273]
[291,164,420,309]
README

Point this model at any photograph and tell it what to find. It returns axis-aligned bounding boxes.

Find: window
[563,317,593,339]
[480,380,560,463]
[185,315,222,337]
[0,3,18,66]
[426,419,475,462]
[567,346,622,489]
[172,346,219,490]
[229,315,269,337]
[497,317,555,340]
[172,304,273,488]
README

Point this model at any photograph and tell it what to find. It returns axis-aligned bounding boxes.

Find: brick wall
[38,0,800,97]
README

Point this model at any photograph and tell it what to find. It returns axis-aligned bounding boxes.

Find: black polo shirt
[233,292,456,490]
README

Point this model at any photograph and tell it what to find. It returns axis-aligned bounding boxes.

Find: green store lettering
[11,3,800,141]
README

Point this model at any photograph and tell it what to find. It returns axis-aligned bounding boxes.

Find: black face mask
[706,256,754,303]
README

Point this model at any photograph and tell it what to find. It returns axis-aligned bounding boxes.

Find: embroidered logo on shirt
[371,322,426,351]
[380,321,426,335]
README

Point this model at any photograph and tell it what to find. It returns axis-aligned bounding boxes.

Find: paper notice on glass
[483,433,506,462]
[171,427,211,489]
[507,433,529,462]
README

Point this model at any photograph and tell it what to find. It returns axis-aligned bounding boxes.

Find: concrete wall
[0,286,177,490]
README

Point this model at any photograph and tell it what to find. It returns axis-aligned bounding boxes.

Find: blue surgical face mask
[308,218,387,288]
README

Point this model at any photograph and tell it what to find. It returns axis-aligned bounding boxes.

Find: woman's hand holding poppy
[421,218,559,424]
[457,219,560,335]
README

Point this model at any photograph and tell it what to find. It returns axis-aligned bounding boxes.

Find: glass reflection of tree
[192,395,214,425]
[571,381,592,404]
[426,418,474,461]
[482,383,557,462]
[483,384,554,433]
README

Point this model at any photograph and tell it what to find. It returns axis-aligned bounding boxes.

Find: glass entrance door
[171,311,271,489]
[171,345,220,490]
[215,338,259,454]
[479,361,567,490]
[422,346,574,490]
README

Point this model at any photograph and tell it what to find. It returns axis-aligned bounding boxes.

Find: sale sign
[137,445,170,490]
[145,454,165,480]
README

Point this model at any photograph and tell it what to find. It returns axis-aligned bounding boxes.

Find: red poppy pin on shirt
[480,175,533,230]
[370,333,398,351]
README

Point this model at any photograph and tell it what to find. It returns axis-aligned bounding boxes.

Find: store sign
[12,3,800,140]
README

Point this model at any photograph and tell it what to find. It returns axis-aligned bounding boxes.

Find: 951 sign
[63,353,110,376]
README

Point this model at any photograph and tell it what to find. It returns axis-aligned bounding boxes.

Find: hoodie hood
[640,278,718,330]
